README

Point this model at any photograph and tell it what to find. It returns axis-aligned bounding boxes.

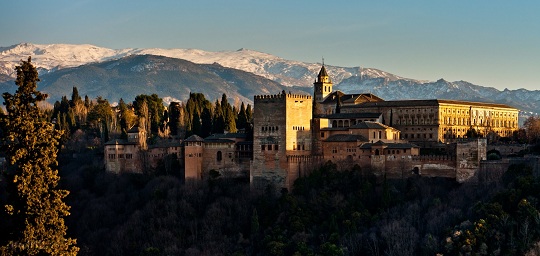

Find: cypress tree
[0,57,78,255]
[192,110,202,136]
[237,102,248,130]
[84,95,90,108]
[212,100,225,134]
[246,104,253,123]
[70,86,82,107]
[200,105,213,137]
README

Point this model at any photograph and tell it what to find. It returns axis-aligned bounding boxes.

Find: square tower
[314,65,333,102]
[251,91,312,190]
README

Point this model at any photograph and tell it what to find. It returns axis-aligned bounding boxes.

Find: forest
[3,59,540,255]
[57,150,540,255]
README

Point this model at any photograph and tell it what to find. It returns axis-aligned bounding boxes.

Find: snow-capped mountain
[1,43,540,115]
[0,43,418,87]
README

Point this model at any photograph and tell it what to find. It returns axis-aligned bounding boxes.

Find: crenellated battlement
[254,91,312,102]
[412,155,456,162]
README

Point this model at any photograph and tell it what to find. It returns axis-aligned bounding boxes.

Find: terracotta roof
[321,91,384,105]
[342,99,517,109]
[204,138,235,143]
[148,141,182,148]
[204,133,247,140]
[320,112,382,119]
[104,139,137,145]
[359,142,419,149]
[325,134,368,142]
[184,135,204,142]
[350,121,390,130]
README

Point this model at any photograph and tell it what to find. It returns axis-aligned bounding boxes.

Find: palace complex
[104,65,520,190]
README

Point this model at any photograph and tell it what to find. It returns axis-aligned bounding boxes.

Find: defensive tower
[251,91,312,190]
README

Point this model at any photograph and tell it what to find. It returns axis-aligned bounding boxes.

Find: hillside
[16,55,288,104]
[1,43,539,113]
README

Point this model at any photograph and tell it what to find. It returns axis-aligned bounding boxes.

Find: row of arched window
[261,126,279,132]
[261,144,279,151]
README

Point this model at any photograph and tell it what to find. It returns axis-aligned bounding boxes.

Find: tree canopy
[0,57,78,255]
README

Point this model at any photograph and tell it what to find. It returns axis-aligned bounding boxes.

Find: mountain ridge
[1,43,539,114]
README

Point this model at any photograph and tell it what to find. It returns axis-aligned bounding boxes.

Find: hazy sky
[2,0,539,91]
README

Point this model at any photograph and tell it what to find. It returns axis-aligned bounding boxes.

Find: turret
[314,65,333,102]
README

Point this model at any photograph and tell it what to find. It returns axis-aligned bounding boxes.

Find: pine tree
[0,57,78,255]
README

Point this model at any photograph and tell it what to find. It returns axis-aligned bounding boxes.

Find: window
[126,154,133,159]
[118,154,124,159]
[217,151,222,161]
[108,154,116,161]
[274,144,279,150]
[261,145,265,151]
[321,132,325,138]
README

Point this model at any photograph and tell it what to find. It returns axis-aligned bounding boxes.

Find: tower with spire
[313,63,333,102]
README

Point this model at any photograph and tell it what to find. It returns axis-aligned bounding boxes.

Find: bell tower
[313,64,332,102]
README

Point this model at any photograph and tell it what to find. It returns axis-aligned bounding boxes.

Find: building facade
[105,64,519,191]
[250,91,314,189]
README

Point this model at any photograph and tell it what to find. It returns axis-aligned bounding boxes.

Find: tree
[220,94,236,133]
[133,94,165,134]
[118,98,137,139]
[87,96,114,142]
[200,105,213,137]
[212,100,225,134]
[523,116,540,144]
[237,102,248,130]
[168,102,185,137]
[466,126,479,139]
[0,57,78,255]
[70,86,82,107]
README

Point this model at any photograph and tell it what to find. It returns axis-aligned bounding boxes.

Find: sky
[1,0,539,91]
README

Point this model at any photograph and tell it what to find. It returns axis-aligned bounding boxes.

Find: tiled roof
[359,142,419,149]
[320,112,382,119]
[204,133,247,140]
[148,141,182,148]
[104,139,137,145]
[322,91,384,105]
[318,65,329,77]
[204,138,235,143]
[342,99,517,109]
[184,135,204,142]
[325,134,368,142]
[350,121,389,129]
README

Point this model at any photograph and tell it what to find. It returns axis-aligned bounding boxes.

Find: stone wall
[252,92,313,190]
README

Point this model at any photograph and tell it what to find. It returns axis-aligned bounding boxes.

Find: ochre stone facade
[339,100,519,146]
[105,64,520,190]
[249,65,519,189]
[251,91,313,189]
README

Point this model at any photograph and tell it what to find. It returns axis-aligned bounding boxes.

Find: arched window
[217,151,222,161]
[332,120,337,127]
